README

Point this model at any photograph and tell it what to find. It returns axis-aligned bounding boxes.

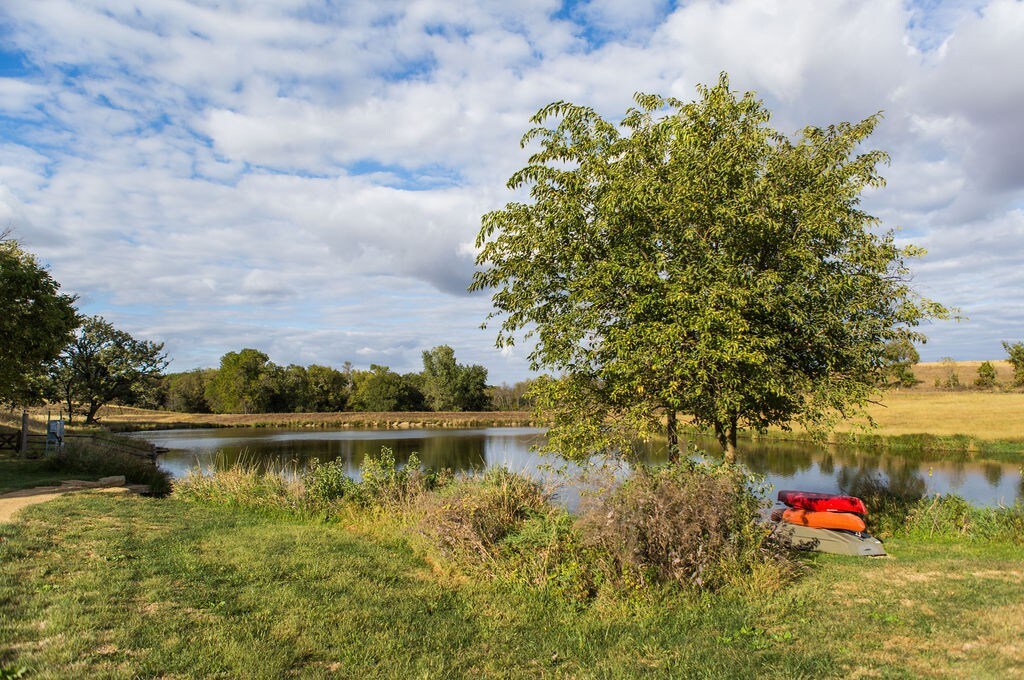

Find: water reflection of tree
[982,463,1003,487]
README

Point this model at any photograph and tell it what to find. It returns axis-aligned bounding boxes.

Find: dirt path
[0,480,149,523]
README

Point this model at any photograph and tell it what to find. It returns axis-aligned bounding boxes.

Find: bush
[974,361,998,389]
[302,458,359,507]
[48,441,172,496]
[358,447,443,507]
[417,467,551,564]
[1003,340,1024,387]
[578,461,789,591]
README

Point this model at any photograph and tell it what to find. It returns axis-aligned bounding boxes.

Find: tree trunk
[715,417,739,464]
[85,401,101,425]
[725,415,739,464]
[666,409,679,463]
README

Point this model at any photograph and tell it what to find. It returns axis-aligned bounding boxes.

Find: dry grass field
[910,359,1016,391]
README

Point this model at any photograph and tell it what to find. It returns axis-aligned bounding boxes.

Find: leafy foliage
[882,338,920,388]
[472,74,946,461]
[0,234,78,407]
[204,349,277,414]
[349,365,424,411]
[1003,341,1024,387]
[974,360,998,389]
[48,315,168,423]
[420,345,489,411]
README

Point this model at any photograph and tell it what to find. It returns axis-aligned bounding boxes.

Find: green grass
[2,492,1022,678]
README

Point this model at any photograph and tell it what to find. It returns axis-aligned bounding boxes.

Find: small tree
[49,315,168,423]
[0,233,79,406]
[935,357,960,390]
[974,361,997,389]
[1003,341,1024,387]
[472,75,946,463]
[882,338,920,388]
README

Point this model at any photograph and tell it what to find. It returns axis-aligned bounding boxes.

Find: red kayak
[777,490,867,515]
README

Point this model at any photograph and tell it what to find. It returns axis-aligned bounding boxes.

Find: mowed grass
[2,492,1023,678]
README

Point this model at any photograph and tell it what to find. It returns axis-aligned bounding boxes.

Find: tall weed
[578,461,791,592]
[898,495,1024,543]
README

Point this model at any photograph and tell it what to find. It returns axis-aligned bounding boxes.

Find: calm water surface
[128,427,1023,506]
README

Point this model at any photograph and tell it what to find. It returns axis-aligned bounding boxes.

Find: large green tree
[49,315,168,423]
[472,75,946,463]
[350,365,423,412]
[204,349,277,414]
[420,345,489,411]
[0,234,79,406]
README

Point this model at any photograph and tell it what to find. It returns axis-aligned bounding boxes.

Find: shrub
[936,357,960,390]
[578,461,789,591]
[358,447,441,507]
[48,441,172,496]
[417,467,551,564]
[302,458,359,508]
[1003,341,1024,387]
[974,361,998,389]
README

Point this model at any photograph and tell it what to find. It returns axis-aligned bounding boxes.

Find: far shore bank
[5,385,1022,460]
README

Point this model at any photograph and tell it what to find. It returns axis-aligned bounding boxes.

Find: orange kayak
[781,508,866,533]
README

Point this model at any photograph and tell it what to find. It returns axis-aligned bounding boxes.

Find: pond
[128,427,1024,507]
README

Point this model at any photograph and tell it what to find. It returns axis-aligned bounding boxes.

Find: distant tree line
[152,345,540,415]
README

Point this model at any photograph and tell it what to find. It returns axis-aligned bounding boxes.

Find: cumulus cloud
[0,0,1022,380]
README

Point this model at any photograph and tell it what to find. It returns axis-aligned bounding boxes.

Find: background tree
[165,369,214,412]
[1003,341,1024,387]
[472,75,946,463]
[350,365,423,412]
[420,345,490,411]
[881,338,920,388]
[304,364,350,411]
[0,233,79,406]
[486,379,540,411]
[935,357,961,390]
[204,349,277,414]
[974,361,998,389]
[49,315,168,423]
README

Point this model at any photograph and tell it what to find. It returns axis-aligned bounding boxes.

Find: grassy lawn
[2,492,1022,678]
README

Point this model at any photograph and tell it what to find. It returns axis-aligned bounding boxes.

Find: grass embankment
[1,406,536,434]
[1,491,1022,677]
[0,442,171,496]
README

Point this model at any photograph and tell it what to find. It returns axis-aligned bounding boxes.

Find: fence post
[20,410,29,456]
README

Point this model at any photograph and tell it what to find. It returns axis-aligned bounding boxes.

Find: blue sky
[1,0,1023,383]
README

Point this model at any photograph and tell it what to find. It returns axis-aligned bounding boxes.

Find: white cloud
[0,0,1023,381]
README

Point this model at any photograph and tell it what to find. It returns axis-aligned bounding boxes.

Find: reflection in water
[129,427,1022,507]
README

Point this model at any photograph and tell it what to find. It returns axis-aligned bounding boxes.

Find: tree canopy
[0,234,79,407]
[420,345,489,412]
[471,74,946,462]
[49,315,168,423]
